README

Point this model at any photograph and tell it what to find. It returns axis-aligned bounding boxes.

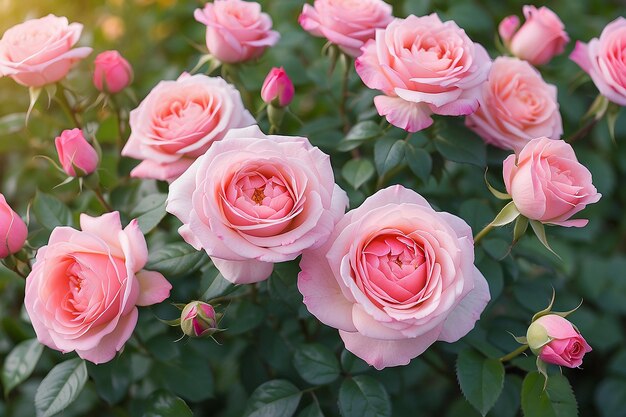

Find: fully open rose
[167,125,348,284]
[0,14,92,87]
[24,212,172,364]
[122,73,255,182]
[298,185,490,369]
[356,14,491,132]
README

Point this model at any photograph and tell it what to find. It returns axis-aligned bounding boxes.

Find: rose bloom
[503,137,601,227]
[261,67,295,107]
[299,0,393,58]
[527,314,592,368]
[93,50,133,94]
[55,128,99,177]
[0,194,28,259]
[506,6,569,66]
[570,17,626,106]
[0,15,92,87]
[356,14,491,133]
[298,185,490,369]
[167,125,348,284]
[121,73,255,182]
[24,212,172,364]
[466,57,563,152]
[194,0,279,63]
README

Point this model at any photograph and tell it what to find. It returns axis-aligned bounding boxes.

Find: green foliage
[338,375,392,417]
[293,344,340,386]
[2,339,43,396]
[34,358,88,417]
[244,380,302,417]
[456,349,505,416]
[521,372,578,417]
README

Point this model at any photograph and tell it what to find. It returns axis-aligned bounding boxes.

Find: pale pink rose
[299,0,393,57]
[122,73,255,182]
[0,15,92,87]
[527,314,592,368]
[194,0,279,63]
[356,14,491,132]
[24,212,172,364]
[0,194,28,259]
[298,185,490,369]
[570,17,626,106]
[503,137,601,227]
[466,57,563,152]
[93,50,133,93]
[55,128,99,177]
[167,125,348,284]
[261,67,294,107]
[507,6,569,66]
[498,15,520,43]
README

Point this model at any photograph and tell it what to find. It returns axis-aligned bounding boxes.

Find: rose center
[251,187,266,205]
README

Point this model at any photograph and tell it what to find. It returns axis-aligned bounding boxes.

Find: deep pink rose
[466,57,563,152]
[506,6,569,66]
[527,314,592,368]
[55,128,99,177]
[24,212,172,364]
[570,17,626,106]
[167,125,348,284]
[298,185,490,369]
[299,0,393,57]
[503,137,601,227]
[261,67,294,107]
[122,73,255,182]
[93,50,133,93]
[356,14,491,132]
[0,194,28,259]
[180,301,219,338]
[0,14,92,87]
[194,0,279,63]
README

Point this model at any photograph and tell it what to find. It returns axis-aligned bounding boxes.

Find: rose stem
[473,223,494,244]
[93,187,113,212]
[55,83,82,129]
[499,344,529,362]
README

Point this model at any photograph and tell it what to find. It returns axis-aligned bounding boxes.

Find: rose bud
[498,15,520,44]
[507,5,569,66]
[93,50,133,94]
[55,128,99,177]
[0,194,28,259]
[180,301,219,338]
[503,138,601,227]
[527,314,592,368]
[261,67,294,107]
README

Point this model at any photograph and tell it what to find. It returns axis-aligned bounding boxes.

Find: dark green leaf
[374,138,406,176]
[245,380,302,417]
[342,159,375,190]
[434,127,486,166]
[456,349,505,416]
[147,242,206,277]
[521,372,578,417]
[35,358,88,417]
[338,375,392,417]
[202,271,237,301]
[595,377,626,417]
[143,390,193,417]
[405,141,432,182]
[293,344,340,385]
[87,353,131,405]
[488,375,522,417]
[155,348,214,402]
[297,402,325,417]
[32,191,73,230]
[346,121,382,141]
[130,193,167,234]
[2,338,44,396]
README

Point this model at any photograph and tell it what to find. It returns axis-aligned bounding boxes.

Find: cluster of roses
[0,0,618,371]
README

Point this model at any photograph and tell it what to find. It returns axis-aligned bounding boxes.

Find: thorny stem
[499,344,529,362]
[55,83,82,129]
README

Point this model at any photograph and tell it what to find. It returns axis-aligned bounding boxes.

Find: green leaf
[32,191,73,230]
[297,402,325,417]
[293,344,340,385]
[405,139,432,182]
[155,348,214,402]
[35,358,88,417]
[434,127,486,166]
[342,159,375,190]
[514,216,529,242]
[129,193,168,234]
[147,242,206,277]
[456,349,505,416]
[143,390,193,417]
[374,138,406,176]
[2,338,44,396]
[521,372,578,417]
[491,202,520,227]
[346,121,382,141]
[244,380,302,417]
[202,272,237,301]
[87,353,131,405]
[338,376,392,417]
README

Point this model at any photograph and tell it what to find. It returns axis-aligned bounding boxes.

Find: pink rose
[298,185,490,369]
[527,314,592,368]
[93,50,133,94]
[466,57,563,152]
[503,137,601,227]
[356,14,491,132]
[55,128,99,177]
[0,15,92,87]
[299,0,393,57]
[167,125,348,284]
[121,73,255,182]
[498,15,520,43]
[261,67,294,107]
[180,301,219,338]
[506,6,569,66]
[570,17,626,106]
[194,0,279,63]
[24,212,172,364]
[0,194,28,259]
